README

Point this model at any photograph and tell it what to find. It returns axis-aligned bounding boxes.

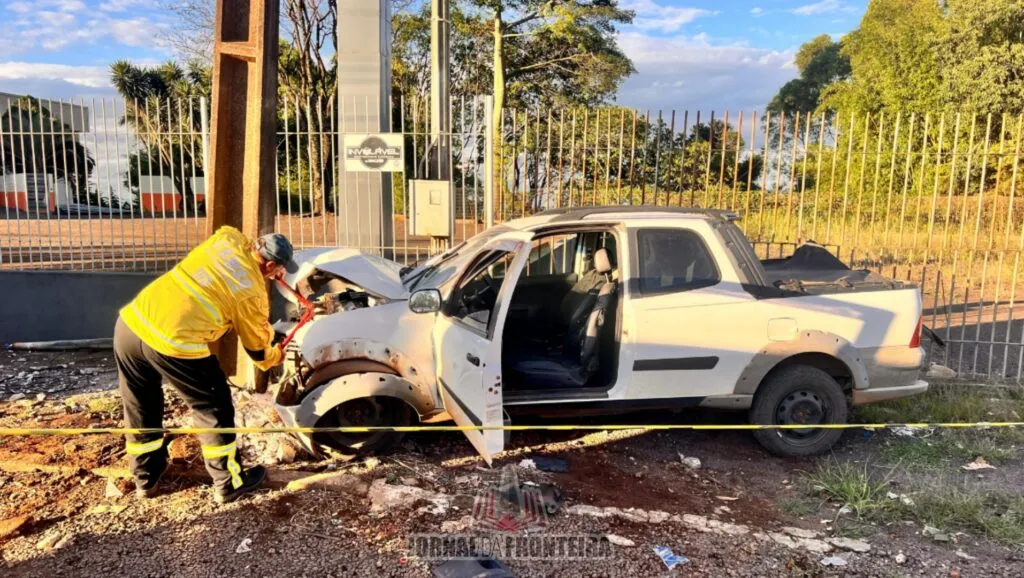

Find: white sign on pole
[343,133,405,172]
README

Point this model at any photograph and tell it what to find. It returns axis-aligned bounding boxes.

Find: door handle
[466,353,481,366]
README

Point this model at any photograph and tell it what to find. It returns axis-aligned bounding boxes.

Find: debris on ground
[104,478,125,498]
[887,491,915,506]
[956,550,977,560]
[923,525,951,542]
[517,458,536,470]
[653,545,689,569]
[432,556,515,578]
[235,538,252,554]
[605,534,635,547]
[367,478,450,515]
[821,556,848,567]
[530,456,568,473]
[895,552,908,564]
[678,454,701,469]
[0,515,31,539]
[926,363,958,379]
[829,537,871,553]
[961,457,996,471]
[539,483,565,515]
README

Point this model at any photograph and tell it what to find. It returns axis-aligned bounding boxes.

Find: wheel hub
[776,390,827,440]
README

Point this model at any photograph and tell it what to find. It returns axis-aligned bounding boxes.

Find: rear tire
[313,396,412,458]
[750,365,848,457]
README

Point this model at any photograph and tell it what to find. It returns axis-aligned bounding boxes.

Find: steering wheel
[463,274,499,310]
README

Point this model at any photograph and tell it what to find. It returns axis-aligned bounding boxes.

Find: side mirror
[409,289,442,314]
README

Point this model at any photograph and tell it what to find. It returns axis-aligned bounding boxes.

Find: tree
[110,60,210,213]
[819,0,947,113]
[768,35,850,114]
[1,97,94,205]
[942,0,1024,115]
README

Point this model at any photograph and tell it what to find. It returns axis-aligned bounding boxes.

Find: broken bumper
[851,379,929,405]
[274,402,319,456]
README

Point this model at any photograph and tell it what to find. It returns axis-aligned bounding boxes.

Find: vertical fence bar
[556,108,566,209]
[731,111,743,212]
[1005,115,1023,249]
[758,111,770,238]
[772,112,786,237]
[797,111,812,240]
[704,111,715,208]
[651,110,663,205]
[987,114,1008,249]
[786,111,801,236]
[44,99,65,267]
[91,98,109,270]
[811,111,826,241]
[24,95,46,266]
[0,100,14,266]
[744,111,756,234]
[113,98,135,268]
[131,99,149,271]
[851,112,870,249]
[566,109,577,208]
[579,109,590,208]
[925,113,946,265]
[716,110,728,208]
[677,110,688,207]
[628,109,637,205]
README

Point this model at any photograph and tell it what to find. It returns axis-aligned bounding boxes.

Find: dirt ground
[1,350,1023,577]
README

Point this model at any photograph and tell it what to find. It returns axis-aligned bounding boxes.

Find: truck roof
[503,205,741,230]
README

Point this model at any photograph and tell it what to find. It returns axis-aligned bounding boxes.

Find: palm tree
[110,59,210,214]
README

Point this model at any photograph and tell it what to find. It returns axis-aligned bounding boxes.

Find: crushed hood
[284,247,409,300]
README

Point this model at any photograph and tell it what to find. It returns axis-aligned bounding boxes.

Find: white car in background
[268,206,928,462]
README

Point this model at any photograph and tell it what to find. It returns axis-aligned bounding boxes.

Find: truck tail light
[910,315,922,348]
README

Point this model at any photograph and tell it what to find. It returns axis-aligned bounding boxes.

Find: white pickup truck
[269,206,927,462]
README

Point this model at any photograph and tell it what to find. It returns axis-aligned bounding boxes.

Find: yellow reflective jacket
[120,226,284,371]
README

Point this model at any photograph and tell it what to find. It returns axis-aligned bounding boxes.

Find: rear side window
[637,228,720,294]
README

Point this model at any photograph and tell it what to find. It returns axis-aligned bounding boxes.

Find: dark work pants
[113,316,243,491]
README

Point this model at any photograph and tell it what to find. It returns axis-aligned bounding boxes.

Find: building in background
[0,93,91,214]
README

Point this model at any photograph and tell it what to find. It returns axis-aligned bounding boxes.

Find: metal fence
[2,96,1023,383]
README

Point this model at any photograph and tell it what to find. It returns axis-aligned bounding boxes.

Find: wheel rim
[319,398,392,451]
[774,389,830,446]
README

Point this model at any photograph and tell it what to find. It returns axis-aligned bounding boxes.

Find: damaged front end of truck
[265,248,444,458]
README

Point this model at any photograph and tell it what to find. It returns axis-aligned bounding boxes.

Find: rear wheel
[750,365,848,457]
[313,396,412,457]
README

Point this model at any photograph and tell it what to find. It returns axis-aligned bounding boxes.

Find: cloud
[621,0,716,34]
[106,17,167,48]
[99,0,157,12]
[0,62,109,88]
[792,0,844,16]
[616,31,797,113]
[750,7,764,16]
[0,3,167,57]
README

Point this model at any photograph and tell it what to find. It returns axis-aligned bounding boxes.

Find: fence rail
[2,95,1023,383]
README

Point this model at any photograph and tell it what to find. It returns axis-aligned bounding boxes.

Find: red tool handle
[277,278,314,349]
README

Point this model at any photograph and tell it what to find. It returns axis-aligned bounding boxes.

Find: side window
[524,234,578,277]
[447,249,512,333]
[637,228,719,294]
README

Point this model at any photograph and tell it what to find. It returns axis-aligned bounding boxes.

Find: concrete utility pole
[206,0,280,383]
[430,0,451,182]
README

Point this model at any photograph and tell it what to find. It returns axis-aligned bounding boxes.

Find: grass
[86,397,122,415]
[857,385,1024,467]
[806,460,891,517]
[804,459,1024,545]
[777,497,818,518]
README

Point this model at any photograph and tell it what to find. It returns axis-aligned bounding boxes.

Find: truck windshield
[402,226,512,291]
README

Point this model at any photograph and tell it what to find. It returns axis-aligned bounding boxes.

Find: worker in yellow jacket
[114,226,295,504]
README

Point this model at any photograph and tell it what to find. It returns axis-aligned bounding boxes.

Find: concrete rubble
[567,504,875,555]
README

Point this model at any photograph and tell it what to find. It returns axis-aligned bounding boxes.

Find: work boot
[214,465,267,504]
[135,463,168,499]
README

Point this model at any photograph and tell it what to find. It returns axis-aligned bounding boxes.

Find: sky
[0,0,865,113]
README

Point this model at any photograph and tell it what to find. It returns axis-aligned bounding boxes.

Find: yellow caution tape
[0,422,1021,436]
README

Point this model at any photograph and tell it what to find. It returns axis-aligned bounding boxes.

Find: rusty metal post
[206,0,280,384]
